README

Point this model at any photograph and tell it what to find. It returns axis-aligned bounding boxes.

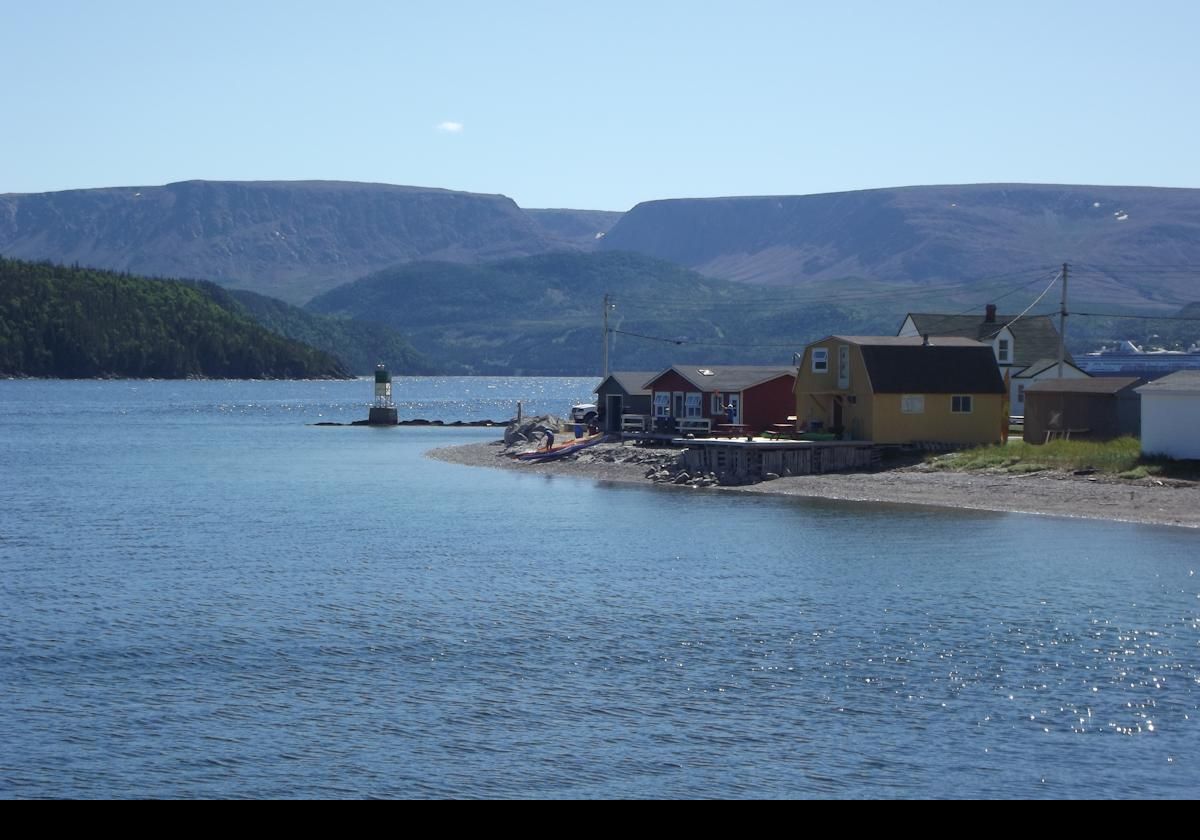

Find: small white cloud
[436,121,464,133]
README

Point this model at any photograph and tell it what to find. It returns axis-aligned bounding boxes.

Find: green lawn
[926,437,1200,480]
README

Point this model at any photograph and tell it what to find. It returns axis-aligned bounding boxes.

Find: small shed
[1023,377,1141,443]
[1137,371,1200,459]
[1012,358,1089,416]
[594,371,655,433]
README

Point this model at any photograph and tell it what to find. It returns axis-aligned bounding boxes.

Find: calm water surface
[1,379,1197,798]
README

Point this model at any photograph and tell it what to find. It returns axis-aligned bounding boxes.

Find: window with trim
[684,392,703,418]
[653,392,670,417]
[997,338,1011,363]
[901,395,925,414]
[952,395,973,413]
[812,348,829,373]
[1017,384,1025,404]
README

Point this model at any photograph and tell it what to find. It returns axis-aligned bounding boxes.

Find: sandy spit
[427,440,1200,529]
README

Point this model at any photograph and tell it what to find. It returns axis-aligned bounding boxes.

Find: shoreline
[428,439,1200,529]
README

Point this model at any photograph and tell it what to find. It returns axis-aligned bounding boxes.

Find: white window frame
[901,394,925,414]
[997,338,1011,364]
[684,392,703,418]
[837,345,850,389]
[952,395,973,414]
[812,348,829,373]
[653,392,670,418]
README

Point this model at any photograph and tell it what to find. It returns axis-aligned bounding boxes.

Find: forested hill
[225,288,440,375]
[0,258,350,379]
[306,251,897,375]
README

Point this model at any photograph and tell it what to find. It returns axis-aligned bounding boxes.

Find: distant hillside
[524,208,623,249]
[0,181,562,304]
[7,180,1200,314]
[307,251,897,375]
[226,288,441,375]
[599,184,1200,309]
[0,258,348,379]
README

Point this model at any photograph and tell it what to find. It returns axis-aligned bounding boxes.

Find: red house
[643,365,797,433]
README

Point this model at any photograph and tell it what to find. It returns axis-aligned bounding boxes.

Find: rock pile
[503,414,563,447]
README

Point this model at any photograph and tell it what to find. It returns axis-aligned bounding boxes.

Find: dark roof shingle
[903,313,1068,367]
[857,343,1006,394]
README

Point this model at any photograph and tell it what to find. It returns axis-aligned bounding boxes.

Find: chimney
[985,303,997,323]
[922,333,930,347]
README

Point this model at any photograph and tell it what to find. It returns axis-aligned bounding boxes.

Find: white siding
[1141,393,1200,459]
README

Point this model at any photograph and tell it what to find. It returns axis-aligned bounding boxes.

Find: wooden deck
[677,437,880,478]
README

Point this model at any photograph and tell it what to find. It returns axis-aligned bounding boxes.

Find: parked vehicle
[570,403,598,423]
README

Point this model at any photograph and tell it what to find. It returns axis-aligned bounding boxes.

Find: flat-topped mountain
[599,184,1200,307]
[0,180,564,304]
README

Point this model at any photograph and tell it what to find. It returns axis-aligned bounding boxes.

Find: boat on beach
[513,433,611,462]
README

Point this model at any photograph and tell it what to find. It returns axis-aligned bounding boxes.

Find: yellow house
[794,336,1007,445]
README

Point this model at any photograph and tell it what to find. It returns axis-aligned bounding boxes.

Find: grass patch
[925,437,1200,478]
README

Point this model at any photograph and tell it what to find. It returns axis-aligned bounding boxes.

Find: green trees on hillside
[0,258,349,378]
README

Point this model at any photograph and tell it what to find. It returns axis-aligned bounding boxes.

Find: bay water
[1,378,1197,798]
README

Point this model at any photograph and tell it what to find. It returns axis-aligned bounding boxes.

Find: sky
[3,1,1199,210]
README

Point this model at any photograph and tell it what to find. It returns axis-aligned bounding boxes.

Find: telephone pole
[1057,262,1069,378]
[602,294,613,378]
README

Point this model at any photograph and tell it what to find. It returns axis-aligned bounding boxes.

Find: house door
[727,394,741,424]
[605,395,622,432]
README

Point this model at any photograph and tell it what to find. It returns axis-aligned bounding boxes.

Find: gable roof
[1136,370,1200,395]
[646,365,795,392]
[594,371,655,396]
[902,312,1069,366]
[1025,376,1141,395]
[1013,358,1087,379]
[810,335,1004,394]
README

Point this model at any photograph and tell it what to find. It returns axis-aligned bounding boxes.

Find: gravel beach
[428,439,1200,529]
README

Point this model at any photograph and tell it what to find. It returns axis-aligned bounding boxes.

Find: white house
[899,305,1073,412]
[1137,371,1200,460]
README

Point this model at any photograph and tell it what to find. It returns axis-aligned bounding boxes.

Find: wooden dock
[677,438,880,480]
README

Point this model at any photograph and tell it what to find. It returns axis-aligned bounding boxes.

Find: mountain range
[3,179,1199,376]
[5,180,1200,311]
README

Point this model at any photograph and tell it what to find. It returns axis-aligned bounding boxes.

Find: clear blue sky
[4,1,1198,210]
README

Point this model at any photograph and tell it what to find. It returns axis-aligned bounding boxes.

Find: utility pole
[602,294,612,378]
[1057,262,1069,378]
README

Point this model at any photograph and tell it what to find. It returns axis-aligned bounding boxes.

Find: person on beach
[540,425,555,451]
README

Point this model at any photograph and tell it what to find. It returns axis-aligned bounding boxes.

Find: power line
[609,327,801,350]
[613,265,1062,311]
[1074,311,1200,322]
[980,269,1063,340]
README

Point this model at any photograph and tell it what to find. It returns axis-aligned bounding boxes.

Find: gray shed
[594,371,655,433]
[1023,377,1142,443]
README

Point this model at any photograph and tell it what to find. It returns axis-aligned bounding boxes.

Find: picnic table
[715,423,751,438]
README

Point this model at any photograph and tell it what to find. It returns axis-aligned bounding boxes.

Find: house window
[901,395,925,414]
[952,395,973,414]
[1017,384,1025,404]
[837,345,850,389]
[684,392,703,418]
[997,338,1011,363]
[653,392,670,418]
[711,393,723,414]
[812,348,828,373]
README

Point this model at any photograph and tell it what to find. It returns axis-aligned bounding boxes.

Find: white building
[1137,371,1200,460]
